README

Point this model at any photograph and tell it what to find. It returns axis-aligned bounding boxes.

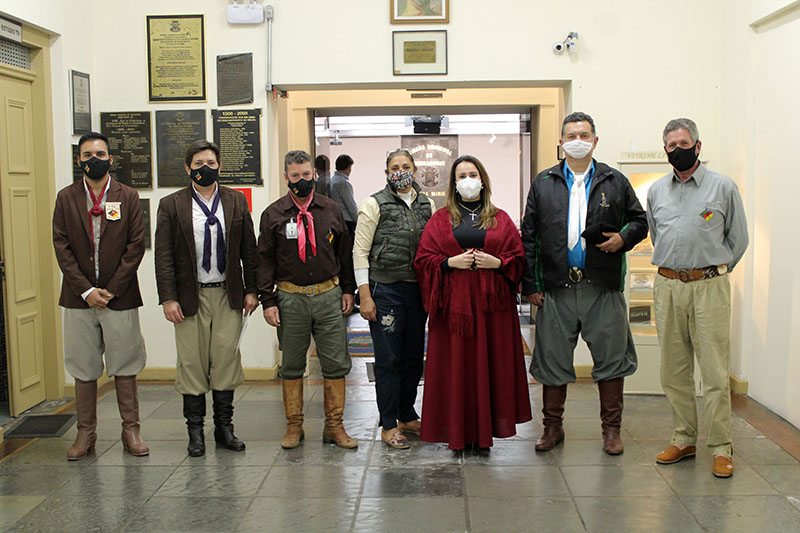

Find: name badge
[106,202,121,221]
[285,218,298,240]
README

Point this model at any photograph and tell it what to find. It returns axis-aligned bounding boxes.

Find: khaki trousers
[654,274,732,457]
[174,286,245,395]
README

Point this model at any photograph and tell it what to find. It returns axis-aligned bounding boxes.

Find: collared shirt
[192,183,227,283]
[80,177,111,300]
[256,192,355,308]
[564,161,595,269]
[647,164,748,270]
[352,188,423,287]
[329,171,359,222]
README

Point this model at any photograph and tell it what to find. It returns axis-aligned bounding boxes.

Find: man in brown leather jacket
[155,140,258,457]
[53,131,149,461]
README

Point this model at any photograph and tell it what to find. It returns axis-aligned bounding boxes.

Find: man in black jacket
[521,112,647,455]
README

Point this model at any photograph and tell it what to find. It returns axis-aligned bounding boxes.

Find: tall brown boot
[598,377,624,455]
[67,379,98,461]
[115,375,149,456]
[322,378,358,449]
[535,384,567,451]
[281,378,305,449]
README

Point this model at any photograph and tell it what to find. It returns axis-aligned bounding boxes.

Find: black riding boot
[212,390,246,451]
[183,394,206,457]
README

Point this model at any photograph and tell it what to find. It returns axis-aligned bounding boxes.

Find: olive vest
[369,183,433,283]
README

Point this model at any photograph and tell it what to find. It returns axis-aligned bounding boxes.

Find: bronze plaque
[100,112,153,189]
[147,15,206,102]
[156,109,206,188]
[212,108,262,185]
[403,41,436,64]
[217,53,254,106]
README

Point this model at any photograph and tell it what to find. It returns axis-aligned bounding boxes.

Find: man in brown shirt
[52,131,149,460]
[257,150,357,449]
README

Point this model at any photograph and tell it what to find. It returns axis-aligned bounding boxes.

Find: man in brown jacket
[155,140,258,457]
[53,131,149,460]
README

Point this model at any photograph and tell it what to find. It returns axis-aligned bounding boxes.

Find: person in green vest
[352,149,434,448]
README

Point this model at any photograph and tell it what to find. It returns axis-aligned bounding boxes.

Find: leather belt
[568,267,586,283]
[657,265,728,283]
[199,281,226,288]
[277,276,339,296]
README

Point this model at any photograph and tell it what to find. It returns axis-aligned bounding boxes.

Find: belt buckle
[678,270,691,283]
[568,267,583,283]
[305,285,317,297]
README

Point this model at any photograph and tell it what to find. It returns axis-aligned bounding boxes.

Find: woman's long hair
[445,155,498,230]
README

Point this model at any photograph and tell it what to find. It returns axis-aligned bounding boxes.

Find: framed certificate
[392,30,447,76]
[146,15,206,102]
[71,70,91,134]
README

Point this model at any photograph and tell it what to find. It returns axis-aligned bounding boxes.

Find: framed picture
[392,30,447,76]
[391,0,449,24]
[70,70,91,134]
[146,14,206,102]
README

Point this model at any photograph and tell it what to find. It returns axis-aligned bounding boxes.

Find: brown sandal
[397,419,421,435]
[382,428,411,449]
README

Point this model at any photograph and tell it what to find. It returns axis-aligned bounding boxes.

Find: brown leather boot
[535,384,567,451]
[115,375,149,456]
[598,377,624,455]
[67,379,98,461]
[281,378,305,449]
[322,378,358,449]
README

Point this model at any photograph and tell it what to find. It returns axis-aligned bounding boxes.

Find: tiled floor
[2,356,800,532]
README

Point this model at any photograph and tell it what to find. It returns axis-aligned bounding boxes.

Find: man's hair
[662,118,700,145]
[184,140,220,166]
[284,150,313,172]
[561,112,596,137]
[335,154,354,171]
[315,154,330,172]
[77,131,110,153]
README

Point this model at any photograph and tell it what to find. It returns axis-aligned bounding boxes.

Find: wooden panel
[8,187,37,302]
[14,311,43,390]
[4,97,31,174]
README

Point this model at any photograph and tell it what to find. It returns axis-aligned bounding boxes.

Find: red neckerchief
[288,191,317,262]
[87,178,110,246]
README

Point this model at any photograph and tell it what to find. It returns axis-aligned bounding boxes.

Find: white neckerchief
[567,166,588,251]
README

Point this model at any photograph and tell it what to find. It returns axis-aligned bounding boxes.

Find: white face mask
[456,177,482,200]
[562,139,594,159]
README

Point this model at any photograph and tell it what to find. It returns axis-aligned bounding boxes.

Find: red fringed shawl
[414,208,525,335]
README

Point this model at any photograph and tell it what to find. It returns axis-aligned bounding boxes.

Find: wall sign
[100,111,153,189]
[156,109,207,187]
[212,108,262,185]
[146,15,206,102]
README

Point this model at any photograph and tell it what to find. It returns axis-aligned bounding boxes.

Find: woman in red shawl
[414,155,532,450]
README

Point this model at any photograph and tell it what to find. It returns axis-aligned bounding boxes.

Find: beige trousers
[654,274,732,457]
[174,286,245,395]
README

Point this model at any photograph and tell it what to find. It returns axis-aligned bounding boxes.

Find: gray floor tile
[561,417,607,440]
[145,399,212,420]
[469,497,584,533]
[96,399,164,420]
[239,497,357,531]
[156,466,269,497]
[346,385,377,401]
[100,385,177,403]
[371,441,461,468]
[657,463,778,495]
[9,495,146,532]
[231,400,303,420]
[729,415,764,438]
[0,438,115,467]
[187,440,281,466]
[623,417,684,439]
[355,497,465,532]
[96,440,191,466]
[554,438,651,466]
[733,437,798,464]
[0,496,46,531]
[0,465,80,496]
[752,464,800,495]
[304,418,378,441]
[362,466,462,498]
[238,384,319,402]
[464,465,569,498]
[274,439,371,467]
[561,465,673,497]
[462,440,557,466]
[61,418,190,441]
[344,400,379,419]
[563,400,602,418]
[259,465,365,498]
[54,465,176,498]
[574,496,704,533]
[499,418,545,441]
[679,495,800,532]
[618,394,672,417]
[125,496,252,532]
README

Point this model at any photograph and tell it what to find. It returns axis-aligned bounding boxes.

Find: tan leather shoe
[656,444,697,464]
[713,455,734,478]
[398,419,421,435]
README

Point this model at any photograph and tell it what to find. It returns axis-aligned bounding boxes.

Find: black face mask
[667,143,699,172]
[289,178,314,198]
[191,165,219,187]
[80,157,111,181]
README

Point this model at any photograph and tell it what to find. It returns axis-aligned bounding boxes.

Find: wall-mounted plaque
[400,134,457,209]
[212,108,262,185]
[146,15,206,102]
[156,110,207,188]
[140,198,151,249]
[71,144,83,183]
[217,53,254,106]
[71,70,91,134]
[392,30,447,75]
[629,305,652,324]
[100,112,153,189]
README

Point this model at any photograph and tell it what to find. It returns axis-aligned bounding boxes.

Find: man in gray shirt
[330,154,358,239]
[647,118,748,479]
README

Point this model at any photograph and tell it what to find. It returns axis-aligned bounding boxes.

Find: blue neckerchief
[191,187,226,273]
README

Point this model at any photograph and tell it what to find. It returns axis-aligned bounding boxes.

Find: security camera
[553,42,565,54]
